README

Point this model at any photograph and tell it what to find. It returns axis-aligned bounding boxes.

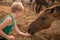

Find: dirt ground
[0,4,60,40]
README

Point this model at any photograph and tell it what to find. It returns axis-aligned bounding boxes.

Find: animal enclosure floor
[0,5,60,40]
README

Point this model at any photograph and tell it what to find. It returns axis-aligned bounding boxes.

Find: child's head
[11,1,24,13]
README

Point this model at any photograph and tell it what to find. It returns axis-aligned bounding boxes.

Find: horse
[30,0,49,14]
[28,5,60,35]
[30,0,58,14]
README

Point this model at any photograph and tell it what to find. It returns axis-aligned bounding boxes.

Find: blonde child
[0,2,31,40]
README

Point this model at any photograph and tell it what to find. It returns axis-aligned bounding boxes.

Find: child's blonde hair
[11,1,24,13]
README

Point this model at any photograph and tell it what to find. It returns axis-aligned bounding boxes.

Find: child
[0,1,31,40]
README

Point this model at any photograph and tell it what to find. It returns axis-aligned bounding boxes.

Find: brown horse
[28,5,60,35]
[31,0,58,14]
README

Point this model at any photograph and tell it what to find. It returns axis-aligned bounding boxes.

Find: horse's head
[28,5,60,35]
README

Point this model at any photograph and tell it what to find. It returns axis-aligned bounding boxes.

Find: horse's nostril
[28,28,35,35]
[28,28,30,33]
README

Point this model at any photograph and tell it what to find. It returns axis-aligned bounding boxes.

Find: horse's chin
[28,31,35,35]
[28,29,35,35]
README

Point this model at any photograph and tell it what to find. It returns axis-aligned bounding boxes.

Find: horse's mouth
[28,28,35,35]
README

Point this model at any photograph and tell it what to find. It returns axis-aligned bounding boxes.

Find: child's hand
[7,35,15,40]
[22,33,31,37]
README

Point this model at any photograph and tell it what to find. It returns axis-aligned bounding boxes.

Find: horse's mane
[39,4,60,16]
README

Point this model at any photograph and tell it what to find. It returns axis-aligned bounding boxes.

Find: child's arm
[0,17,15,40]
[13,24,31,37]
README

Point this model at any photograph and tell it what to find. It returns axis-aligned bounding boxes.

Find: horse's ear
[56,6,60,11]
[45,8,55,14]
[49,8,55,14]
[51,8,55,13]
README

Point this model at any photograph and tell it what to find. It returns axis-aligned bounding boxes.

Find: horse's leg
[37,4,42,14]
[30,0,34,11]
[30,0,32,6]
[35,3,39,13]
[51,0,55,3]
[13,0,16,2]
[44,2,49,8]
[30,0,36,12]
[36,3,42,14]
